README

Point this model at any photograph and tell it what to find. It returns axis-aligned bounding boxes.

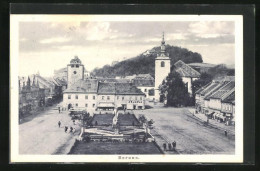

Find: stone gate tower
[154,32,171,101]
[67,56,84,89]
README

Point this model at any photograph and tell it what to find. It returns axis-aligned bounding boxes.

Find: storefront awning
[97,103,115,108]
[206,112,214,115]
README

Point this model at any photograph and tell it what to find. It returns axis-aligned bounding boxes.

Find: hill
[91,45,203,78]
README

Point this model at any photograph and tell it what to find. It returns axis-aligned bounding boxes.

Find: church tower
[67,56,84,89]
[154,32,171,101]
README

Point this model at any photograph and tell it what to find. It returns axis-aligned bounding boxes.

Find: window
[140,97,142,100]
[93,104,95,108]
[117,96,119,100]
[107,96,110,100]
[68,95,71,99]
[144,89,147,92]
[102,96,105,100]
[73,71,77,74]
[75,103,78,107]
[71,65,74,68]
[129,96,132,100]
[85,95,88,99]
[75,95,78,99]
[135,96,137,100]
[161,61,165,67]
[122,96,124,100]
[76,64,79,68]
[85,104,88,107]
[93,95,95,100]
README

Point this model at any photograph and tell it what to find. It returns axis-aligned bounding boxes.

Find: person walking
[70,126,73,133]
[172,141,176,151]
[168,143,172,151]
[224,130,227,137]
[58,121,61,128]
[163,143,166,151]
[64,126,68,133]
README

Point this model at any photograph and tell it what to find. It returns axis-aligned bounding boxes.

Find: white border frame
[10,15,243,163]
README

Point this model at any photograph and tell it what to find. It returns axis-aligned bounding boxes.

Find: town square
[18,30,236,155]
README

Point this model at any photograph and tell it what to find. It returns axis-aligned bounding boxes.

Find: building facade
[63,80,145,115]
[19,76,45,118]
[195,77,235,125]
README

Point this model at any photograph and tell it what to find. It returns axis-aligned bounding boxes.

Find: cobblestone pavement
[135,106,235,154]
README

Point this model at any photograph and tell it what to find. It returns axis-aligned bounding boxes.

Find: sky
[19,20,235,77]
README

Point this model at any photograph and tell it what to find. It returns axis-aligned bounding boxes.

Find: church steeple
[159,32,167,57]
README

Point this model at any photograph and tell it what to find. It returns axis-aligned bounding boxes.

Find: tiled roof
[200,82,221,96]
[54,78,67,86]
[98,82,116,94]
[64,79,98,93]
[135,74,154,79]
[118,114,140,126]
[91,114,114,126]
[97,78,131,83]
[97,82,145,95]
[115,83,145,95]
[195,82,213,94]
[204,81,230,100]
[208,81,235,100]
[64,79,145,95]
[174,60,201,78]
[132,79,154,87]
[222,91,235,103]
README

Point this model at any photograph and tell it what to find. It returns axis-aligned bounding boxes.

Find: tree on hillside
[159,66,190,107]
[91,45,203,78]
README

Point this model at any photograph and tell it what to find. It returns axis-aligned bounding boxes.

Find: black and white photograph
[10,13,243,163]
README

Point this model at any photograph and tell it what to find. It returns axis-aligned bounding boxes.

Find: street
[19,104,235,155]
[19,105,80,154]
[135,106,235,154]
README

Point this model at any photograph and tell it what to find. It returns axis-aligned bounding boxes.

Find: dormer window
[71,65,75,68]
[76,64,79,68]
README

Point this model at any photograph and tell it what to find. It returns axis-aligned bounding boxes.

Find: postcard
[10,14,243,163]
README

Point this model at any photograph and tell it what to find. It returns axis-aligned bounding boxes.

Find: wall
[137,86,154,100]
[209,98,221,110]
[154,59,170,100]
[221,102,233,114]
[63,93,97,114]
[182,77,198,94]
[63,93,145,114]
[115,95,145,109]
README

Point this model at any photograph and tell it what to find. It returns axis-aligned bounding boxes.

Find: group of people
[163,141,177,151]
[58,121,76,134]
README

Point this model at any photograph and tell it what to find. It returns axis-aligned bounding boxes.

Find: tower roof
[70,56,82,64]
[157,32,169,58]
